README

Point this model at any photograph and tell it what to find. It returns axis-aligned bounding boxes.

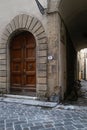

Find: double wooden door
[10,32,36,94]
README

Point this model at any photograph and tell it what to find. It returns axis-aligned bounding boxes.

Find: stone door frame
[1,14,48,98]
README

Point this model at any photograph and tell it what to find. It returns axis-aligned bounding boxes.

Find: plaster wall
[0,0,47,38]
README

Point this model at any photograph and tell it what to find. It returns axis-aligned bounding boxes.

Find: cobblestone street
[0,101,87,130]
[0,80,87,130]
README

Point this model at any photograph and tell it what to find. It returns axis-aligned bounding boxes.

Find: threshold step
[0,97,58,108]
[4,94,37,100]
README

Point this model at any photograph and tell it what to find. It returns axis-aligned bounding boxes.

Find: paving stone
[64,125,76,130]
[22,123,33,127]
[74,124,84,128]
[30,125,44,130]
[0,124,4,128]
[55,126,66,130]
[14,125,22,130]
[0,81,87,130]
[42,128,56,130]
[6,128,13,130]
[14,121,27,125]
[0,120,4,124]
[44,123,54,128]
[6,122,13,127]
[0,128,5,130]
[23,128,29,130]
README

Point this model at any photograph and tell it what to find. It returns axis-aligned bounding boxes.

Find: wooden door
[10,32,36,95]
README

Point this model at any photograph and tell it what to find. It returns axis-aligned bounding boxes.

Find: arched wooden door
[10,32,36,95]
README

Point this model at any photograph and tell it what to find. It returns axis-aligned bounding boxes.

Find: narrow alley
[63,80,87,106]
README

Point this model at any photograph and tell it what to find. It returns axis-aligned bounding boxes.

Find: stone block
[26,16,33,29]
[3,29,10,37]
[10,20,16,31]
[37,90,47,98]
[38,57,47,63]
[32,22,42,33]
[0,49,6,54]
[35,27,44,36]
[0,65,6,70]
[1,33,8,42]
[0,43,6,49]
[38,63,47,71]
[6,24,12,34]
[37,32,46,40]
[0,60,6,65]
[37,50,47,57]
[22,14,28,28]
[19,14,23,28]
[0,83,6,89]
[38,38,47,44]
[38,78,47,84]
[14,15,19,29]
[29,18,38,31]
[38,84,47,91]
[0,54,6,60]
[0,71,6,76]
[48,0,59,13]
[0,77,6,82]
[38,71,47,77]
[39,44,48,50]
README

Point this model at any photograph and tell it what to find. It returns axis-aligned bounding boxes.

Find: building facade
[0,0,87,101]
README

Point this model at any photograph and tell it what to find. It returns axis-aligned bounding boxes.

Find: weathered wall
[0,0,48,97]
[66,31,77,97]
[59,22,67,99]
[0,0,47,37]
[0,0,68,101]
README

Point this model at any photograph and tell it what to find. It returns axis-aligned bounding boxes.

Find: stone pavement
[0,80,87,130]
[63,80,87,106]
[0,101,87,130]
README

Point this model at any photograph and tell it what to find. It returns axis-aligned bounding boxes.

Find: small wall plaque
[48,56,53,60]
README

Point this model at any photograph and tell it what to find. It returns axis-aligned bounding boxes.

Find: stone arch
[1,14,48,98]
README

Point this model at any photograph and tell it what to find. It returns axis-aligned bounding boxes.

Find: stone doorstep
[0,95,57,108]
[4,94,37,100]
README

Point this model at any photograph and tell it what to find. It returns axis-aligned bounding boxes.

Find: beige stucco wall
[0,0,67,100]
[0,0,48,97]
[0,0,47,39]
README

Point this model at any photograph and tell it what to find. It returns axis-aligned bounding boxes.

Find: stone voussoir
[29,17,38,31]
[13,15,19,29]
[26,16,33,29]
[22,14,28,28]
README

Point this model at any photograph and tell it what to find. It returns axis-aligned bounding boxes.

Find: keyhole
[29,64,32,69]
[15,65,18,70]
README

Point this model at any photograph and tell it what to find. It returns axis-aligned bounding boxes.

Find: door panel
[10,32,36,94]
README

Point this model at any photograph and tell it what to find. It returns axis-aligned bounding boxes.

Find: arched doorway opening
[78,48,87,80]
[10,31,36,96]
